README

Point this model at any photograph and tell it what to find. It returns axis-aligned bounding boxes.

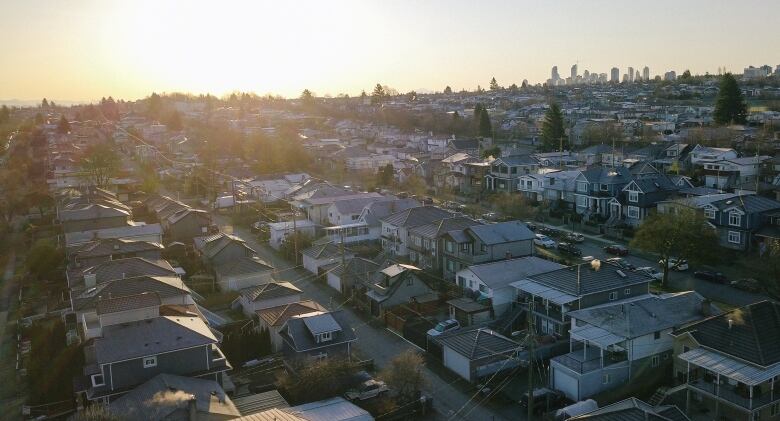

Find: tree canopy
[82,142,120,188]
[713,73,748,125]
[379,350,427,404]
[57,115,70,134]
[631,208,719,285]
[489,77,500,91]
[371,84,386,104]
[443,85,453,95]
[540,102,568,152]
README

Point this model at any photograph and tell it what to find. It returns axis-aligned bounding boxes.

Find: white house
[301,243,355,275]
[267,220,317,250]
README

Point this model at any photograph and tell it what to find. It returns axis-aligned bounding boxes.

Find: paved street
[0,252,16,352]
[213,214,513,421]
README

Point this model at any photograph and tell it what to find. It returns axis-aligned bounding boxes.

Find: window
[577,181,588,193]
[460,243,469,252]
[627,206,640,219]
[468,279,474,289]
[770,402,779,417]
[446,260,455,272]
[445,241,454,253]
[728,231,741,244]
[609,291,618,300]
[91,374,105,387]
[683,345,690,353]
[457,276,466,287]
[480,244,487,253]
[652,355,661,367]
[624,288,631,295]
[600,183,609,191]
[414,236,422,246]
[576,195,588,207]
[729,212,741,227]
[143,356,157,368]
[704,208,716,219]
[654,331,661,340]
[319,331,332,342]
[628,191,638,202]
[602,374,611,384]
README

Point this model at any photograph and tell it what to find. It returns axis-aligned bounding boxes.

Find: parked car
[565,232,585,243]
[659,257,689,271]
[427,319,461,337]
[603,244,629,256]
[636,266,663,281]
[534,234,557,248]
[539,227,561,238]
[730,278,762,293]
[482,211,499,221]
[694,270,728,284]
[345,379,389,401]
[525,221,538,231]
[521,388,567,415]
[605,257,635,271]
[557,242,582,256]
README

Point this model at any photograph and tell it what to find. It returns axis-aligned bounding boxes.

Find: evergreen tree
[680,70,692,80]
[57,115,70,134]
[371,83,386,104]
[0,105,9,123]
[489,77,500,91]
[41,98,49,108]
[713,73,748,125]
[147,92,163,120]
[508,83,519,92]
[541,102,568,152]
[478,108,492,138]
[300,89,314,105]
[443,85,453,95]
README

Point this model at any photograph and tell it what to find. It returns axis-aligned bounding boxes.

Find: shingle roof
[96,292,162,315]
[72,275,190,311]
[93,316,218,363]
[214,256,273,277]
[195,232,255,259]
[240,282,301,302]
[361,199,420,226]
[673,300,780,366]
[256,300,327,327]
[280,311,356,352]
[580,166,632,184]
[527,261,651,296]
[72,238,162,259]
[75,257,177,287]
[109,373,240,420]
[712,194,780,214]
[409,216,481,239]
[331,196,392,215]
[467,256,564,290]
[495,154,538,166]
[232,390,289,416]
[301,243,351,259]
[59,203,130,222]
[381,206,453,228]
[437,328,519,360]
[569,397,689,421]
[466,221,534,244]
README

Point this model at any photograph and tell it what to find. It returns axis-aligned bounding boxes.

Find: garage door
[553,367,579,401]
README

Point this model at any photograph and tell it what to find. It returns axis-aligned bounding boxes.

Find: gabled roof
[579,166,632,184]
[569,397,689,421]
[493,154,538,166]
[409,216,481,239]
[526,261,651,297]
[280,311,356,352]
[673,300,780,367]
[214,256,273,277]
[167,208,210,225]
[465,221,534,245]
[72,275,190,311]
[59,203,130,222]
[438,328,519,360]
[301,242,353,260]
[74,257,177,288]
[109,373,239,420]
[381,206,453,228]
[331,196,392,215]
[711,194,780,214]
[240,282,301,303]
[286,396,373,421]
[96,292,162,315]
[256,300,327,327]
[194,232,255,259]
[72,238,162,260]
[361,198,420,226]
[466,256,564,290]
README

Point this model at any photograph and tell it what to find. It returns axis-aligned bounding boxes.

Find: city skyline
[1,0,779,102]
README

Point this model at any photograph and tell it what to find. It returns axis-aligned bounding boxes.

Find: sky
[1,0,778,103]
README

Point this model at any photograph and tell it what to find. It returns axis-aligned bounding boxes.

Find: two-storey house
[441,221,535,280]
[485,155,540,192]
[407,216,482,274]
[380,206,454,257]
[574,166,633,221]
[279,311,357,362]
[619,174,680,226]
[364,264,437,318]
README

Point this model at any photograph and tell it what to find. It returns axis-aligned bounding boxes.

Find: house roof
[673,300,780,367]
[194,232,255,259]
[579,166,632,184]
[72,238,162,260]
[96,292,162,315]
[167,208,210,225]
[285,397,373,421]
[466,221,535,244]
[232,390,289,416]
[494,154,538,166]
[437,328,519,360]
[256,300,327,327]
[409,216,481,239]
[280,311,356,352]
[72,275,190,312]
[109,373,239,420]
[64,223,163,247]
[526,261,652,297]
[214,256,273,277]
[447,297,490,313]
[73,257,177,288]
[569,397,689,421]
[568,292,714,339]
[361,198,420,227]
[381,206,453,228]
[240,282,301,303]
[466,256,564,290]
[234,409,306,421]
[93,316,218,363]
[301,242,353,260]
[331,196,392,215]
[711,194,780,214]
[59,203,130,222]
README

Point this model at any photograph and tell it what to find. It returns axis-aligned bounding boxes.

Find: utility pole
[559,136,564,170]
[526,300,536,421]
[292,205,298,264]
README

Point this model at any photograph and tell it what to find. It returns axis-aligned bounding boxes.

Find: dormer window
[628,191,638,203]
[729,212,741,227]
[91,374,105,387]
[319,331,332,342]
[704,208,716,219]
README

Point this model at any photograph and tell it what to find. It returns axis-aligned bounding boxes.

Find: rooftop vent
[728,319,734,330]
[616,270,627,278]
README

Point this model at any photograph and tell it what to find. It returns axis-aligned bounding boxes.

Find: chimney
[188,394,197,421]
[728,319,734,330]
[701,298,712,317]
[84,273,97,288]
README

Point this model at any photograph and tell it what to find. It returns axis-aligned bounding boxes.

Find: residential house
[69,238,163,269]
[567,398,689,420]
[574,166,633,221]
[267,220,318,250]
[255,300,327,352]
[60,204,131,233]
[652,143,693,173]
[214,256,274,291]
[485,155,540,192]
[380,206,454,257]
[301,243,356,275]
[619,174,680,226]
[671,301,780,421]
[437,328,521,383]
[279,311,357,362]
[455,256,564,316]
[539,169,581,209]
[64,223,163,248]
[447,298,493,327]
[699,156,772,190]
[326,196,391,226]
[194,232,256,267]
[237,282,302,317]
[407,216,482,273]
[325,198,419,245]
[550,292,715,401]
[164,208,213,242]
[291,184,383,225]
[689,145,738,166]
[511,261,653,339]
[67,257,177,289]
[326,257,380,295]
[441,221,535,280]
[364,264,437,318]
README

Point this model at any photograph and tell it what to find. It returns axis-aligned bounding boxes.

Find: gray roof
[64,223,162,247]
[240,282,301,302]
[72,275,190,312]
[438,328,519,360]
[569,397,689,421]
[381,206,453,228]
[362,198,420,226]
[467,256,564,290]
[74,257,177,287]
[494,154,538,166]
[712,194,780,214]
[256,300,327,327]
[234,409,306,421]
[579,166,632,184]
[232,390,289,416]
[72,238,162,260]
[59,203,130,222]
[194,232,255,259]
[214,256,273,277]
[93,316,218,363]
[287,397,373,421]
[466,221,534,244]
[409,216,481,239]
[280,311,356,352]
[527,261,652,297]
[96,292,162,315]
[303,312,342,335]
[301,242,353,260]
[332,196,392,215]
[568,292,714,339]
[109,373,239,420]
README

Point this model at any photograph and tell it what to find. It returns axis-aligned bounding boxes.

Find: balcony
[552,345,628,374]
[689,378,780,410]
[81,313,101,340]
[211,344,227,367]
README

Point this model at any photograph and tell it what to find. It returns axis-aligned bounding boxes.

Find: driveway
[213,215,513,421]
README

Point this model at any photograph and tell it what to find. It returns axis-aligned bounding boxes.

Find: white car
[345,379,389,401]
[534,234,557,248]
[636,267,663,281]
[427,319,460,337]
[659,258,689,271]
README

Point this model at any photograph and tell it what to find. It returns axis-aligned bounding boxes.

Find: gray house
[69,238,163,269]
[437,328,521,383]
[407,216,482,274]
[215,256,274,291]
[279,311,357,362]
[194,232,256,267]
[60,204,131,233]
[485,155,540,193]
[574,166,632,221]
[237,282,302,317]
[618,174,680,227]
[364,264,437,318]
[165,208,213,242]
[441,221,535,280]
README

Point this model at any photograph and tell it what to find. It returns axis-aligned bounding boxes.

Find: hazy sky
[1,0,778,102]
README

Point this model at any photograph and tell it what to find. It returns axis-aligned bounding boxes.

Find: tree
[482,145,501,158]
[443,86,453,95]
[406,90,417,102]
[26,239,64,281]
[478,107,492,138]
[0,105,9,123]
[490,193,538,220]
[376,163,394,186]
[82,142,120,188]
[56,115,70,134]
[508,83,519,92]
[631,208,719,285]
[489,77,500,91]
[41,98,49,108]
[73,405,122,421]
[379,350,427,403]
[714,73,748,125]
[278,359,363,404]
[300,89,314,105]
[371,83,386,104]
[680,70,692,80]
[541,102,568,152]
[147,92,163,119]
[165,110,183,131]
